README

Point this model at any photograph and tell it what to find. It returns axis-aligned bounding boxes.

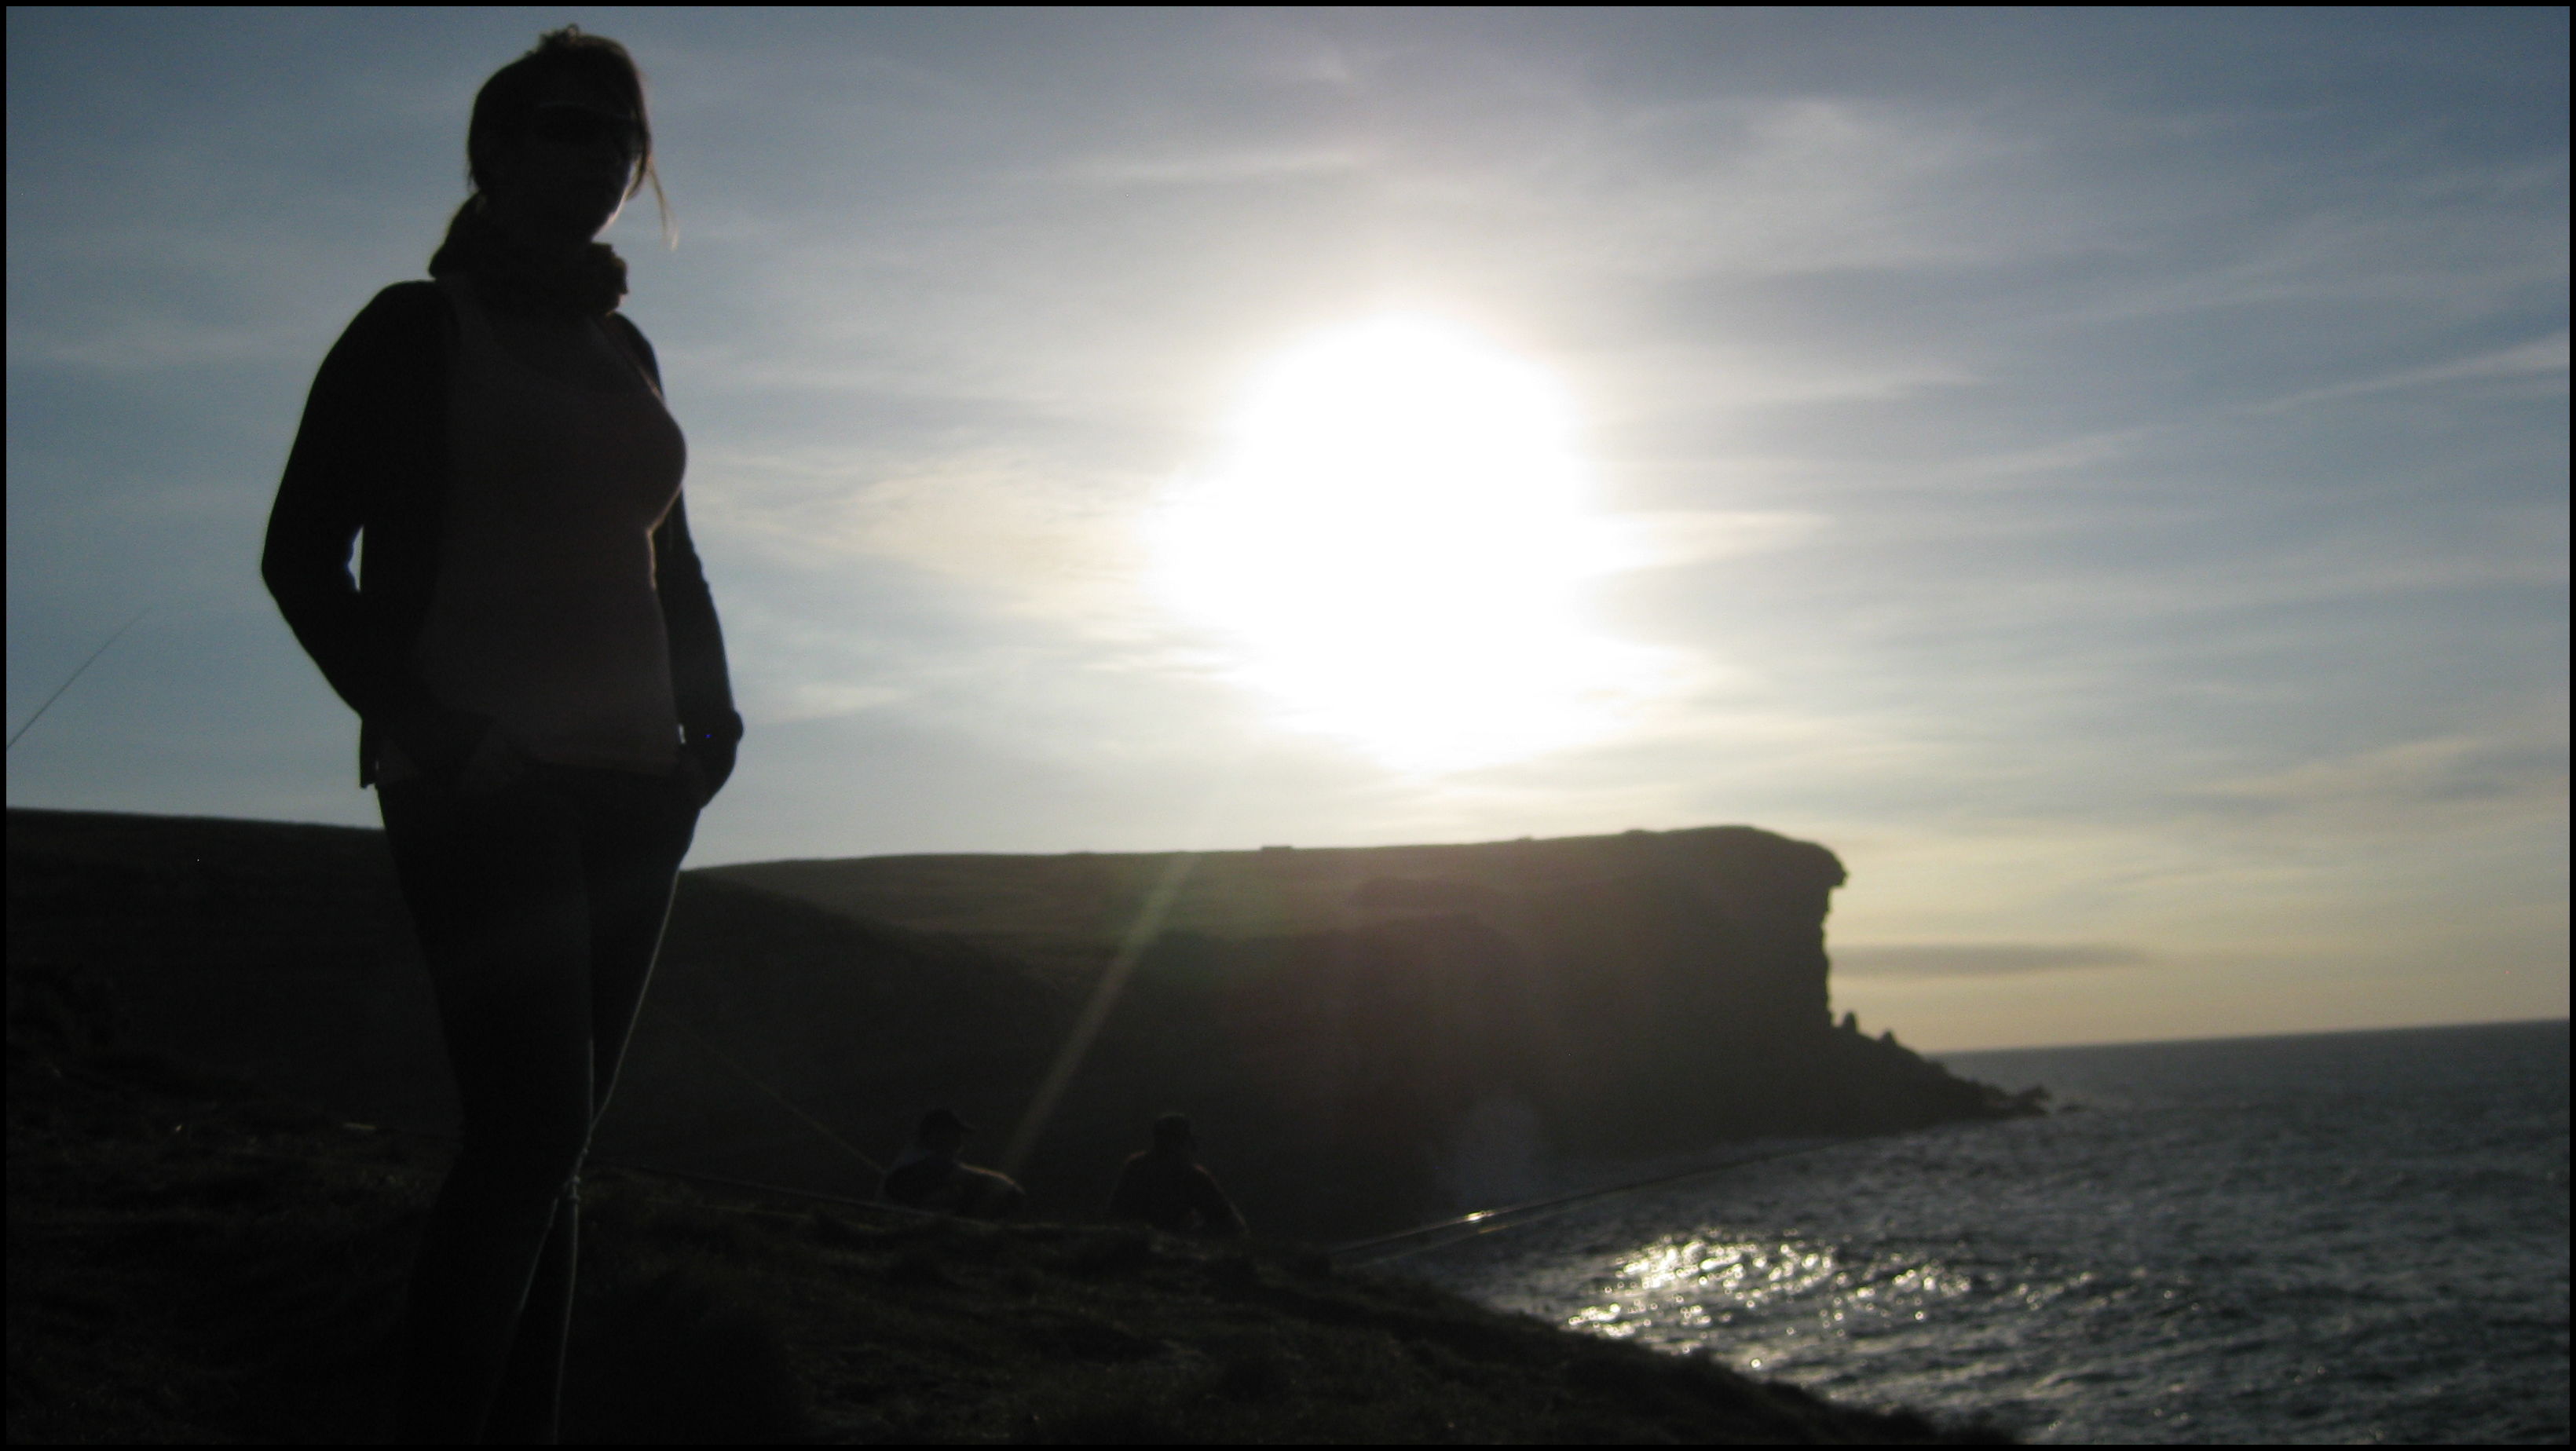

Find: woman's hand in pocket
[679,731,736,806]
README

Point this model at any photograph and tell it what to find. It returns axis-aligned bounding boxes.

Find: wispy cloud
[2175,733,2570,835]
[1059,148,1370,187]
[2246,331,2571,415]
[1831,943,2151,978]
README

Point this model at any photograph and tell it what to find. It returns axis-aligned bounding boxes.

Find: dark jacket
[262,280,739,786]
[1110,1149,1246,1237]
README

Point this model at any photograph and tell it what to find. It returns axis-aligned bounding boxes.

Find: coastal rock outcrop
[722,825,2030,1234]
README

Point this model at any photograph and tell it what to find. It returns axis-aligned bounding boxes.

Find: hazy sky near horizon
[8,7,2567,1050]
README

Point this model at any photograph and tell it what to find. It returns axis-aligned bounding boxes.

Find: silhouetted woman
[262,27,739,1443]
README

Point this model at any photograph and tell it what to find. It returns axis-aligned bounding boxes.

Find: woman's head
[465,26,669,247]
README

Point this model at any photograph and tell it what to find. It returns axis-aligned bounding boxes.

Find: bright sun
[1149,316,1659,772]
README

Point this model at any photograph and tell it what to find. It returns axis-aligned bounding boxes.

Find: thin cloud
[1059,147,1370,187]
[1831,944,2150,978]
[1592,510,1831,572]
[2246,331,2571,415]
[2175,735,2570,833]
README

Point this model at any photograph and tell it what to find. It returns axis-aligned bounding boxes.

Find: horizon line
[1932,1015,2568,1058]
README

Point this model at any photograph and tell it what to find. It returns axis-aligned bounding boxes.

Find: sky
[7,7,2567,1051]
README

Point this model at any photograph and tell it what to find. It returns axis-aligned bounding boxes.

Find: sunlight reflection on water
[1400,1024,2570,1444]
[1567,1233,1976,1346]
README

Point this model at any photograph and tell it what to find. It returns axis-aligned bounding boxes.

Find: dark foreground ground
[9,1043,2007,1445]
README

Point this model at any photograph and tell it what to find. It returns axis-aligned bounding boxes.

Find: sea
[1390,1020,2570,1445]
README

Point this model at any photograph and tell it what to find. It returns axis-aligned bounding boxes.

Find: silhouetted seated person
[880,1108,1027,1218]
[1110,1113,1246,1237]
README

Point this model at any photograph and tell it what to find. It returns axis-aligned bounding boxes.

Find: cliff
[716,828,2025,1232]
[9,810,2029,1241]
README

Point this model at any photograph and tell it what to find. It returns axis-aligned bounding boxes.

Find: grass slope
[9,1042,2007,1444]
[706,827,1840,981]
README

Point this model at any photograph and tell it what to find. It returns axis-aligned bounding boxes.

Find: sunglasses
[527,104,643,159]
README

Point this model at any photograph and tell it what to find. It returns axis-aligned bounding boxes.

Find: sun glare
[1150,316,1660,772]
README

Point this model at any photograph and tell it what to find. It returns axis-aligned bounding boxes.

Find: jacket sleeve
[653,495,742,742]
[260,284,451,728]
[617,315,745,745]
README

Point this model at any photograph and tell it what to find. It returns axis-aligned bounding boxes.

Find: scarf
[427,196,627,318]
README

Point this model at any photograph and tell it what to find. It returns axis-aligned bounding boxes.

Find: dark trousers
[379,762,698,1443]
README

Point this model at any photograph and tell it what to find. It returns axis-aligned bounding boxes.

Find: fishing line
[1332,1138,1858,1267]
[668,1015,887,1176]
[7,605,155,751]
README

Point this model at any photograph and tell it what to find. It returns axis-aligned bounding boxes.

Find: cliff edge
[717,826,2034,1234]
